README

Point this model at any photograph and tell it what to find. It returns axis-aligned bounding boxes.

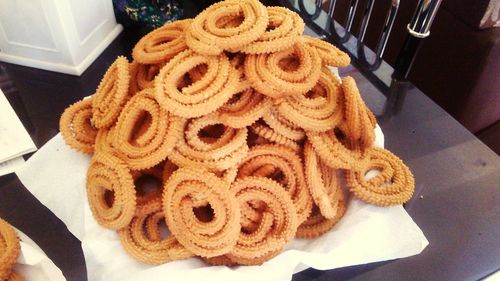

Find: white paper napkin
[16,125,428,281]
[12,228,66,281]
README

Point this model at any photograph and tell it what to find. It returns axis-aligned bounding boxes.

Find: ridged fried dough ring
[277,68,344,132]
[217,87,273,129]
[250,122,300,152]
[244,41,321,98]
[237,144,312,224]
[94,126,117,153]
[59,98,97,154]
[345,147,415,206]
[154,50,240,118]
[227,177,297,265]
[186,0,269,55]
[92,56,130,128]
[296,195,346,239]
[170,116,249,171]
[302,35,350,67]
[136,63,163,90]
[304,141,343,219]
[262,108,305,141]
[86,151,136,230]
[163,168,240,257]
[132,165,164,216]
[118,211,193,264]
[133,19,191,64]
[342,76,375,149]
[307,130,361,169]
[113,89,183,170]
[0,219,20,281]
[240,6,304,54]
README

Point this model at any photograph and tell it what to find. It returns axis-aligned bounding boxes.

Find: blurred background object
[328,0,499,153]
[112,0,183,28]
[0,0,123,75]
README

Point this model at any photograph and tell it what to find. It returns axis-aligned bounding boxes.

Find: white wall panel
[0,0,122,75]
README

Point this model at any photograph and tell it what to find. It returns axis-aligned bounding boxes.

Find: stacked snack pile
[0,219,23,281]
[59,0,415,266]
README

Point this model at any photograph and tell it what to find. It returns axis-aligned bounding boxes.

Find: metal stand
[382,0,443,118]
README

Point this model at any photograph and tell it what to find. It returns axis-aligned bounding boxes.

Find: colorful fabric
[113,0,183,28]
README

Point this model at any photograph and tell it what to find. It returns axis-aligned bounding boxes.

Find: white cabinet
[0,0,122,75]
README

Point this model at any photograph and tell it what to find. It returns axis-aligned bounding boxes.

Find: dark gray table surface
[0,23,499,281]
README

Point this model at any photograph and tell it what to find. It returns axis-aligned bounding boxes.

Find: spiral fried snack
[92,56,130,128]
[0,219,21,281]
[237,144,312,224]
[132,165,164,216]
[227,177,297,265]
[277,68,344,132]
[304,142,344,219]
[154,50,240,118]
[296,194,346,239]
[170,115,249,171]
[163,168,241,257]
[217,86,273,128]
[87,152,136,230]
[59,98,97,154]
[250,122,301,152]
[133,19,191,64]
[263,108,305,141]
[345,147,415,206]
[341,76,375,149]
[302,35,350,67]
[113,89,183,170]
[58,0,418,266]
[240,6,304,54]
[307,129,360,170]
[135,63,163,90]
[186,0,269,55]
[244,41,321,98]
[118,211,193,264]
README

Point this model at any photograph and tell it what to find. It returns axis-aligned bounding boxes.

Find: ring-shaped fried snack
[0,219,20,281]
[170,116,249,171]
[240,7,304,54]
[132,165,165,216]
[60,98,97,154]
[250,122,300,152]
[86,151,136,230]
[345,147,415,206]
[304,141,343,219]
[186,0,269,55]
[341,76,375,149]
[154,50,240,118]
[277,68,344,132]
[217,86,273,129]
[118,211,193,264]
[244,41,321,98]
[237,144,312,224]
[227,177,297,265]
[136,63,163,90]
[302,35,350,67]
[113,89,183,170]
[296,195,346,239]
[92,56,131,129]
[262,108,305,141]
[133,19,191,64]
[307,129,361,169]
[163,168,241,257]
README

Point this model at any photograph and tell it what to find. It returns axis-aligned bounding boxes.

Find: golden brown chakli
[58,0,415,267]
